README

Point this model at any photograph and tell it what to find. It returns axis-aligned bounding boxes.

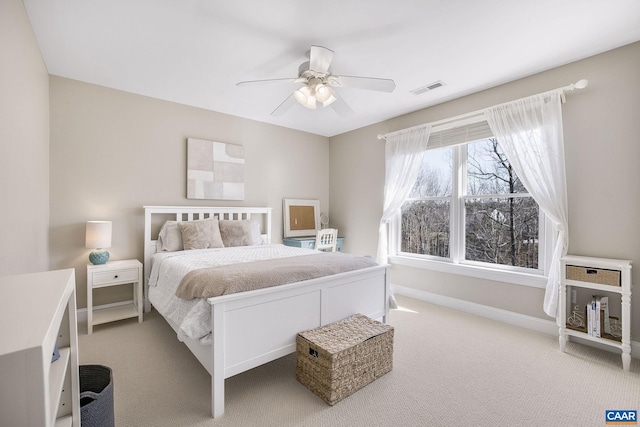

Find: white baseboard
[392,284,639,359]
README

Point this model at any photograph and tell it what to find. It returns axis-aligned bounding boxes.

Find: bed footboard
[209,265,389,418]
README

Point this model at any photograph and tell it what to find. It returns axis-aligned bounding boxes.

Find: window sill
[389,255,547,289]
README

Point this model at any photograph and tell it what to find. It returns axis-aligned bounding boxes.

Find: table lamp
[86,221,112,265]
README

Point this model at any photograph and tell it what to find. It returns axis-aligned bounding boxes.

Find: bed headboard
[143,206,272,310]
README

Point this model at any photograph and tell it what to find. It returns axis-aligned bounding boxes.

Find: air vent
[410,80,446,95]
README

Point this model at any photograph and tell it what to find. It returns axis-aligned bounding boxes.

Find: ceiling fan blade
[309,45,334,74]
[237,77,303,86]
[271,94,297,116]
[329,96,354,118]
[328,75,396,92]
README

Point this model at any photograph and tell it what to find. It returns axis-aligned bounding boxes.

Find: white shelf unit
[559,255,632,371]
[87,259,143,334]
[0,269,80,426]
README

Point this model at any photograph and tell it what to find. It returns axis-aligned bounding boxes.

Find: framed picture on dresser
[283,199,320,237]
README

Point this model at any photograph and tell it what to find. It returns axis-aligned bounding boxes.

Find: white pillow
[157,221,183,252]
[250,220,263,245]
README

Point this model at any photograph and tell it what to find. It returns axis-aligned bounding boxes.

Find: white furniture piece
[282,236,344,252]
[0,269,80,426]
[143,206,389,418]
[87,259,143,334]
[315,228,338,252]
[559,255,632,371]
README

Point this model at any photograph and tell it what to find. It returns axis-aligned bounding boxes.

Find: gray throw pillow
[219,220,262,247]
[178,218,224,250]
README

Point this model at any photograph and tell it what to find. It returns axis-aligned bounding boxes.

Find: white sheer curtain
[484,89,568,318]
[376,126,431,264]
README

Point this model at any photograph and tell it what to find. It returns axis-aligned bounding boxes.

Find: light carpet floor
[78,296,640,426]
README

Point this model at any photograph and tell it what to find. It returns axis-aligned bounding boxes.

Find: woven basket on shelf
[566,265,621,286]
[296,313,394,405]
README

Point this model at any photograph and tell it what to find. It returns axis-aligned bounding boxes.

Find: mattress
[148,244,319,343]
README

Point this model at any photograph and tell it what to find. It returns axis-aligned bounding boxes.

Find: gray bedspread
[175,252,378,299]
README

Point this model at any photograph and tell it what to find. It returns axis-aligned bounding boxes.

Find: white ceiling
[24,0,640,137]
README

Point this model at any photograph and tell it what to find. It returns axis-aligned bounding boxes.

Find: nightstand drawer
[92,268,139,286]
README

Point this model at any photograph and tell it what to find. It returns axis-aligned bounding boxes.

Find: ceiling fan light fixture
[293,87,307,103]
[314,83,332,102]
[241,45,396,117]
[294,86,317,109]
[294,85,318,109]
[305,95,317,109]
[322,93,337,107]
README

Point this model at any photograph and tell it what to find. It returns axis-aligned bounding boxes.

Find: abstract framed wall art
[187,138,245,200]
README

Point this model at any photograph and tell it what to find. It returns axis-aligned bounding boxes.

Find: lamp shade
[85,221,112,249]
[86,221,112,265]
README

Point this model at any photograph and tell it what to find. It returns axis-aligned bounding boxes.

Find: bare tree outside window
[401,200,450,257]
[466,139,538,268]
[401,147,452,257]
[399,138,539,270]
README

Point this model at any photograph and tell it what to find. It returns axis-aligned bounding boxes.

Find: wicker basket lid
[297,313,393,354]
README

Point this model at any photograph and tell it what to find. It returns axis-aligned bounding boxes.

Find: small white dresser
[0,268,80,426]
[559,255,632,370]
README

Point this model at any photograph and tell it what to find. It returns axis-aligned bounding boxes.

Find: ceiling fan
[236,45,396,117]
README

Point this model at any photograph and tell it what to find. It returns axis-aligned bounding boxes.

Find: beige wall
[49,77,329,307]
[0,0,50,276]
[330,42,640,333]
[5,0,639,335]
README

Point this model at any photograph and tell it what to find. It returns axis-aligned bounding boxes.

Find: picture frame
[283,199,320,238]
[186,138,245,200]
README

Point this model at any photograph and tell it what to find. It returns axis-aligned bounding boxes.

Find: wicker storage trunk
[296,313,394,405]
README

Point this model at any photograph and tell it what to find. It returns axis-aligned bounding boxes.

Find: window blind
[427,118,493,150]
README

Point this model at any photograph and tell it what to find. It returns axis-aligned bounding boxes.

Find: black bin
[80,365,114,427]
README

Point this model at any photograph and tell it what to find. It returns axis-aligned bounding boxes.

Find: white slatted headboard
[143,206,272,311]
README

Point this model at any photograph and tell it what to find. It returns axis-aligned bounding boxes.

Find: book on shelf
[594,296,601,338]
[587,298,594,336]
[601,296,610,334]
[585,295,610,338]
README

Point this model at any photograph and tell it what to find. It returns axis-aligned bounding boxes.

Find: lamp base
[89,249,110,265]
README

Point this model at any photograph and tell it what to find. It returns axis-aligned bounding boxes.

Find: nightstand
[87,259,143,334]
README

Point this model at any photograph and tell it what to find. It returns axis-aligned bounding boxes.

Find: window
[396,137,544,277]
[401,146,452,258]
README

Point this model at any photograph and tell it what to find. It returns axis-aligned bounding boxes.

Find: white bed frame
[143,206,390,418]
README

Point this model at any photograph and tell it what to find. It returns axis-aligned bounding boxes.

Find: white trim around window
[389,171,556,290]
[389,253,548,288]
[389,210,555,289]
